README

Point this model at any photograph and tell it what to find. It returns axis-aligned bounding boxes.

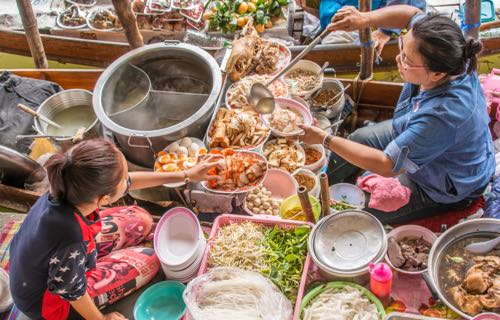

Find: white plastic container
[293,168,320,198]
[302,144,326,173]
[284,60,324,99]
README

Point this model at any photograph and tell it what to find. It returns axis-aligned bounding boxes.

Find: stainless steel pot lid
[0,145,42,188]
[312,210,386,272]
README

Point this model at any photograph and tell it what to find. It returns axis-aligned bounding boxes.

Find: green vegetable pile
[262,225,311,302]
[204,0,289,33]
[329,197,356,211]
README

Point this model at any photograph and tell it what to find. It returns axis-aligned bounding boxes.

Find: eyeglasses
[398,36,426,70]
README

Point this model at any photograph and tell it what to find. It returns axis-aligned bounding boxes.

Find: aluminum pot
[310,78,345,119]
[34,89,101,150]
[93,41,222,167]
[425,218,500,319]
[309,210,388,284]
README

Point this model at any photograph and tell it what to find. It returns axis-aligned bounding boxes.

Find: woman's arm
[298,125,399,177]
[129,156,221,190]
[70,292,125,320]
[328,5,422,32]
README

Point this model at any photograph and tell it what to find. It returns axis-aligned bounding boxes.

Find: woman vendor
[297,5,495,223]
[9,139,220,320]
[297,0,426,55]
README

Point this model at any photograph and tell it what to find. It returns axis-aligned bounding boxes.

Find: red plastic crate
[196,214,314,320]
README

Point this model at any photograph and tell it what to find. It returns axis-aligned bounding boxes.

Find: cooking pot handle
[164,40,181,46]
[421,271,440,301]
[127,134,157,156]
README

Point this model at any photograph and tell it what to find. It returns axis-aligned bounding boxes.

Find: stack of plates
[154,207,206,283]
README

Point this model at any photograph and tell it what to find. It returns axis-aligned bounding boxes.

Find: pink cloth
[357,175,412,212]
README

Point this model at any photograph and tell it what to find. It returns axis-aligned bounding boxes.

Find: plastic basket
[196,214,314,320]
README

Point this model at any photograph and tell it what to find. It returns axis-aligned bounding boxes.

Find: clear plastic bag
[183,267,293,320]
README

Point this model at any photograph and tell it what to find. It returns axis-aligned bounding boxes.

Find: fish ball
[262,202,270,210]
[254,198,262,206]
[246,202,254,209]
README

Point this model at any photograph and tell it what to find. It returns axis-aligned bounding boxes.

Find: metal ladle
[248,28,333,114]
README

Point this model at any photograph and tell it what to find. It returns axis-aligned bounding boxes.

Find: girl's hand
[102,312,127,320]
[186,155,223,183]
[372,30,391,56]
[296,124,327,146]
[327,6,369,32]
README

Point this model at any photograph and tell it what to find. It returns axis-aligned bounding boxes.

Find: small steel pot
[34,89,101,150]
[309,210,388,284]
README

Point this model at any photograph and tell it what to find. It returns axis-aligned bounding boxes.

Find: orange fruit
[237,16,247,27]
[265,20,272,28]
[251,0,257,4]
[247,2,256,12]
[238,2,248,14]
[255,24,265,33]
[203,11,214,20]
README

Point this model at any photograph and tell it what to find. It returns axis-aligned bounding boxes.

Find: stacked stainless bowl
[309,210,388,284]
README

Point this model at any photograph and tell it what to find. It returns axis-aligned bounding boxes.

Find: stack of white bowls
[154,207,206,283]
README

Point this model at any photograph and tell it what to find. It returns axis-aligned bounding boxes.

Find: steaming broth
[46,105,96,136]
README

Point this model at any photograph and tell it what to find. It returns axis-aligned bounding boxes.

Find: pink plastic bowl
[243,168,298,215]
[385,225,438,275]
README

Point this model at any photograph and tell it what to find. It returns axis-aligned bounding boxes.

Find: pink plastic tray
[196,214,313,320]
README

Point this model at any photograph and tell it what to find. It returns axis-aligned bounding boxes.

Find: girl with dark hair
[297,5,495,223]
[9,139,220,320]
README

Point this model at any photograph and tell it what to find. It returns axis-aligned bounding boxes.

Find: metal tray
[384,312,443,320]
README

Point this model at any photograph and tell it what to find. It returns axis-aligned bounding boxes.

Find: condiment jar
[368,262,392,306]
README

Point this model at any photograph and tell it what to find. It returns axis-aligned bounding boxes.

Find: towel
[357,175,412,212]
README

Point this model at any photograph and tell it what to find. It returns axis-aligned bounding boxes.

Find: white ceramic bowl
[162,234,206,281]
[293,168,320,198]
[154,207,202,270]
[329,183,366,209]
[385,225,438,275]
[284,60,324,98]
[261,98,313,138]
[302,144,326,173]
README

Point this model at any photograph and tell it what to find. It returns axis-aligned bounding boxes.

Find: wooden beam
[0,184,41,213]
[464,0,481,40]
[358,0,374,80]
[111,0,144,49]
[15,0,48,69]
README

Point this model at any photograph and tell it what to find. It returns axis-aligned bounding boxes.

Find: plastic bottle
[368,262,393,306]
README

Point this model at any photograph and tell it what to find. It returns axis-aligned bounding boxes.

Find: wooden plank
[0,184,41,213]
[10,69,103,91]
[0,30,130,67]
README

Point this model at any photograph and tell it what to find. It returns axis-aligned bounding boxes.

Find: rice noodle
[227,75,288,110]
[184,267,293,320]
[303,286,379,320]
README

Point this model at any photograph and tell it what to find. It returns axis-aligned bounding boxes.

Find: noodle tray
[197,214,314,319]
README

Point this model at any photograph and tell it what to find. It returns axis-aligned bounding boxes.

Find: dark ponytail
[463,38,482,73]
[412,14,483,75]
[45,139,125,205]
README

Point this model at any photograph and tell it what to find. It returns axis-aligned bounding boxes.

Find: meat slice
[464,267,490,294]
[479,286,500,309]
[387,237,405,268]
[449,286,484,316]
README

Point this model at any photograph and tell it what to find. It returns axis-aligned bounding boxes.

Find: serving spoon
[465,236,500,254]
[248,28,333,114]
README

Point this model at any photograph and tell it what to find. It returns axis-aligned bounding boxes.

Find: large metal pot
[34,89,101,150]
[93,41,222,167]
[426,218,500,319]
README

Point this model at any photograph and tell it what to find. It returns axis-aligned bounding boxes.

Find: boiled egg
[168,142,180,153]
[177,146,189,158]
[179,137,192,148]
[188,143,199,157]
[184,157,197,168]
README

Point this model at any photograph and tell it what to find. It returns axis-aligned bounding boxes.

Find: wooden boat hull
[3,29,499,73]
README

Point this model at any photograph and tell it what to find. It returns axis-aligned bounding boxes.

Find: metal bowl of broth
[34,89,100,150]
[427,218,500,319]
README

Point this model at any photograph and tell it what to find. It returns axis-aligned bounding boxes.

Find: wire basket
[196,214,314,320]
